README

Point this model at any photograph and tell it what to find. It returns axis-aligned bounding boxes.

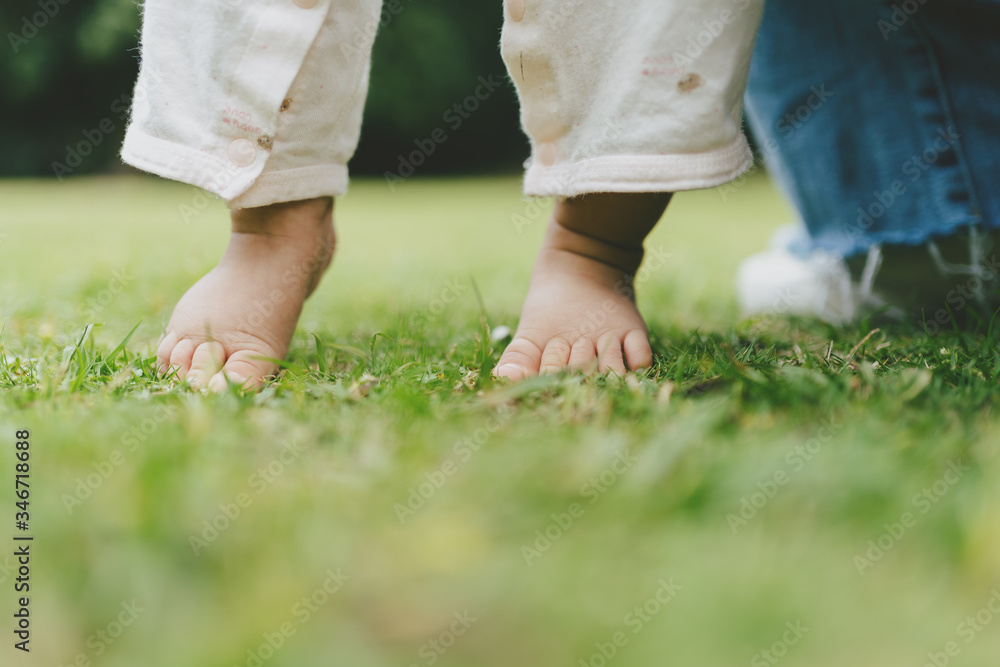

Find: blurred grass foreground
[1,173,1000,666]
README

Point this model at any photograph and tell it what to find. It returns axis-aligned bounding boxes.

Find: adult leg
[741,0,1000,319]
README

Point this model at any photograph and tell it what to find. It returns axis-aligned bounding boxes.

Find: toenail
[495,364,523,377]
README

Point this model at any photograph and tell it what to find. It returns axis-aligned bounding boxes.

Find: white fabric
[502,0,765,196]
[123,0,764,207]
[123,0,381,209]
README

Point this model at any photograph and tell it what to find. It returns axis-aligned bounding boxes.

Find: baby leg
[123,0,381,389]
[495,0,764,378]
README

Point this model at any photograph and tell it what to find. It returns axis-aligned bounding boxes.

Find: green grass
[2,174,1000,667]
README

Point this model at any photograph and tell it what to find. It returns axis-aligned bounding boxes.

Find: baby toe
[568,338,598,372]
[622,329,653,371]
[596,332,627,376]
[539,337,572,375]
[156,331,179,374]
[187,341,226,388]
[167,338,198,380]
[494,337,544,381]
[216,349,275,391]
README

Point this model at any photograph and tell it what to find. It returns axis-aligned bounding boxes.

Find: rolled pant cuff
[122,127,259,202]
[228,165,348,209]
[523,136,754,197]
[122,128,348,209]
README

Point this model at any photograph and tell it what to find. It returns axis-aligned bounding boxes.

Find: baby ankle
[546,218,645,275]
[231,197,334,237]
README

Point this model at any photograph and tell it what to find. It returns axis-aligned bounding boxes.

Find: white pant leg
[501,0,765,196]
[122,0,382,209]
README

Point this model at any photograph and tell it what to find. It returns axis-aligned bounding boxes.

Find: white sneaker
[735,226,880,324]
[738,225,999,325]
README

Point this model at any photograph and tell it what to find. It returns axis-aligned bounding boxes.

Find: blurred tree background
[0,0,527,179]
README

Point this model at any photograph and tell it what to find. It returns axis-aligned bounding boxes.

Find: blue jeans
[744,0,1000,260]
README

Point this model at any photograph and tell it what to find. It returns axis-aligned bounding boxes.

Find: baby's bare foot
[157,197,335,391]
[495,193,670,380]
